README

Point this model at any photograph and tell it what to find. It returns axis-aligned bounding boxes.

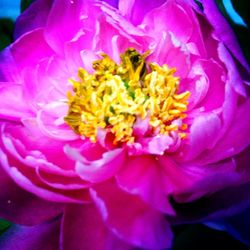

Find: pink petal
[1,126,90,203]
[116,155,175,214]
[142,0,193,44]
[0,84,33,122]
[218,43,246,96]
[90,180,173,249]
[119,0,166,25]
[180,112,222,161]
[44,0,86,55]
[11,28,54,70]
[128,135,174,156]
[65,145,126,183]
[194,99,250,165]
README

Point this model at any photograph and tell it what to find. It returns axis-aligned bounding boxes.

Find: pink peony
[0,0,250,249]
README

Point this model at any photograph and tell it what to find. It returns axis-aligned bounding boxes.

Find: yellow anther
[64,48,190,144]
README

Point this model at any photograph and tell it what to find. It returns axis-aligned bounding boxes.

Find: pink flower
[0,0,249,249]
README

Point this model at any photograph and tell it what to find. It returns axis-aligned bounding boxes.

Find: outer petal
[0,218,61,250]
[44,0,86,55]
[192,99,250,165]
[169,148,250,223]
[0,165,63,226]
[90,180,173,249]
[14,0,53,39]
[0,126,91,203]
[208,207,250,246]
[0,84,33,122]
[200,0,250,73]
[61,204,135,250]
[11,28,54,71]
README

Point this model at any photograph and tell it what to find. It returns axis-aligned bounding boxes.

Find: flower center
[64,48,190,144]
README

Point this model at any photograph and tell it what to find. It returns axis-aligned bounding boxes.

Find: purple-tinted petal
[0,218,61,250]
[218,43,246,96]
[61,204,135,250]
[0,165,63,226]
[11,29,54,71]
[206,208,250,246]
[0,48,20,82]
[14,0,53,40]
[169,148,250,223]
[119,0,166,25]
[90,180,173,249]
[200,0,250,73]
[102,0,118,8]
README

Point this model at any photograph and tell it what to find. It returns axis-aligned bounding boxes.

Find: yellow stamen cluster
[64,48,190,144]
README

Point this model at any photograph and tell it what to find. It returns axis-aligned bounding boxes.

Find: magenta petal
[65,145,125,183]
[116,155,175,215]
[0,165,63,226]
[44,0,85,55]
[0,218,61,250]
[119,0,166,25]
[201,0,250,73]
[218,43,246,96]
[14,0,53,40]
[181,112,221,161]
[195,99,250,165]
[0,84,33,122]
[90,180,173,249]
[11,28,53,70]
[0,48,20,82]
[62,204,134,250]
[142,0,193,43]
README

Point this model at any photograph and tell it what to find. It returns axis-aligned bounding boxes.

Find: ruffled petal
[90,180,173,249]
[65,144,125,183]
[0,125,90,203]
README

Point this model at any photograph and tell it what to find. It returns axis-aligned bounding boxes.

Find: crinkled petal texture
[0,0,249,249]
